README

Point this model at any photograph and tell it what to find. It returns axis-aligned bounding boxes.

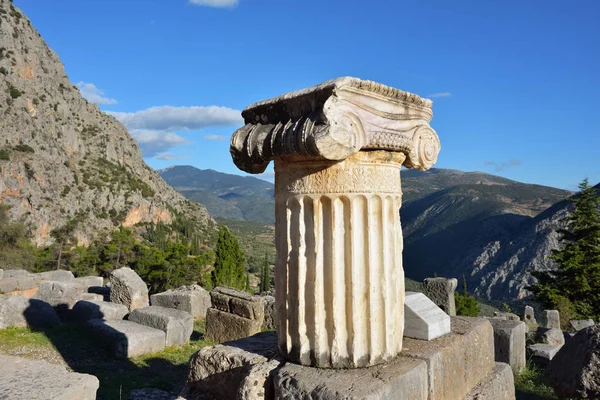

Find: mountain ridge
[0,0,215,246]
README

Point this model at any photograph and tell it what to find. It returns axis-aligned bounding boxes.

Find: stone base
[87,319,166,358]
[0,354,99,399]
[274,357,428,400]
[464,363,515,400]
[205,308,262,343]
[182,317,512,400]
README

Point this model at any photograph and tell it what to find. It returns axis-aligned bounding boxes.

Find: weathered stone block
[541,309,560,329]
[74,276,104,290]
[72,300,129,322]
[404,291,451,341]
[150,284,211,318]
[523,305,537,331]
[402,316,495,400]
[528,343,561,364]
[464,363,515,400]
[110,267,149,311]
[493,312,520,321]
[37,270,75,282]
[78,293,104,302]
[262,295,276,330]
[274,356,428,400]
[205,308,262,343]
[569,319,594,332]
[129,306,193,346]
[0,354,99,399]
[3,269,28,278]
[33,281,84,310]
[423,277,457,316]
[489,319,526,374]
[535,327,565,346]
[183,331,282,400]
[0,296,59,329]
[210,291,230,312]
[16,276,36,290]
[546,324,600,399]
[0,278,18,293]
[230,296,264,321]
[87,319,165,358]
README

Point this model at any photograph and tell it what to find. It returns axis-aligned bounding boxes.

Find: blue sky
[15,0,600,190]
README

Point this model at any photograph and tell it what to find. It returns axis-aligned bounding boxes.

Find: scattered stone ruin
[205,286,265,342]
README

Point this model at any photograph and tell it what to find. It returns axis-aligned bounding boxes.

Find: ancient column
[230,77,440,368]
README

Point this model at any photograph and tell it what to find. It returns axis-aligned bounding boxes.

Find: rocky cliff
[0,0,215,245]
[462,184,599,301]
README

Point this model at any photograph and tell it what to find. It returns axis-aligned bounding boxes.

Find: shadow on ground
[21,305,209,399]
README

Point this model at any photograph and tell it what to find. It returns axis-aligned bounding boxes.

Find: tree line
[0,206,269,294]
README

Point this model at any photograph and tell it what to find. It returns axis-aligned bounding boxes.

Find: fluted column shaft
[274,150,406,368]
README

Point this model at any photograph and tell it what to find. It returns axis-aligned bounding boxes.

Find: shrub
[14,144,34,153]
[8,85,21,99]
[0,149,9,161]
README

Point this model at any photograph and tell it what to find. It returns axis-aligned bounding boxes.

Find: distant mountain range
[160,165,579,301]
[158,166,274,224]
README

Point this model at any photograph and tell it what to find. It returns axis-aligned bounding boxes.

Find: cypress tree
[529,178,600,319]
[211,225,247,291]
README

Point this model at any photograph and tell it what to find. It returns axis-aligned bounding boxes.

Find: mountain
[160,164,576,301]
[400,171,573,286]
[461,183,600,301]
[0,0,215,246]
[159,166,275,224]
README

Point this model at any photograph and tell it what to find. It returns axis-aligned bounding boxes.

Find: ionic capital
[230,77,440,174]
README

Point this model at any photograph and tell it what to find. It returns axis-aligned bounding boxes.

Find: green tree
[529,178,600,320]
[212,225,247,291]
[100,227,136,274]
[0,204,35,270]
[49,216,82,270]
[260,253,271,293]
[455,275,480,317]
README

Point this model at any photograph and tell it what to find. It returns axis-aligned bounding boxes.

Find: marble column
[230,77,441,368]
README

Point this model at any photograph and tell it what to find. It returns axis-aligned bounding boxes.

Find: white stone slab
[404,292,451,341]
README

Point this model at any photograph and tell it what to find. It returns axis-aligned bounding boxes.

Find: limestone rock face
[0,0,214,246]
[0,296,59,329]
[546,324,600,399]
[109,267,149,311]
[0,354,99,399]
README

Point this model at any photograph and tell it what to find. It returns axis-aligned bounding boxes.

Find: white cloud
[76,82,118,105]
[427,92,452,99]
[129,129,190,157]
[106,105,242,131]
[154,153,190,161]
[484,160,521,172]
[204,134,226,141]
[189,0,239,8]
